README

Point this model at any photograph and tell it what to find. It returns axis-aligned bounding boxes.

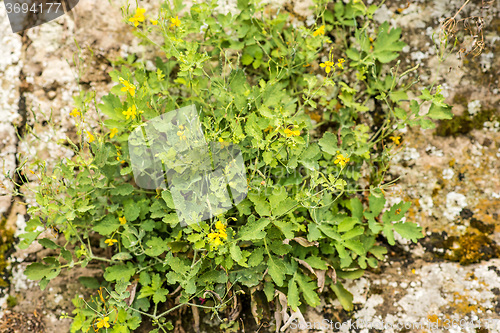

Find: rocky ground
[0,0,499,332]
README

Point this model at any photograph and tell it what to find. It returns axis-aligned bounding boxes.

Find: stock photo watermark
[289,318,500,331]
[128,104,248,227]
[4,0,79,33]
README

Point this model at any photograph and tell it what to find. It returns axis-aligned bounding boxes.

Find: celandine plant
[16,0,454,332]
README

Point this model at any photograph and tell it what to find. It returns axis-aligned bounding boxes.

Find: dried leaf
[283,237,319,247]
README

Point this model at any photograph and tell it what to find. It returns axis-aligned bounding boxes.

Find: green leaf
[230,243,248,267]
[420,117,436,129]
[369,193,385,215]
[199,270,228,284]
[373,22,406,63]
[104,263,136,282]
[124,199,141,222]
[93,216,120,236]
[267,256,286,286]
[295,273,320,307]
[38,238,59,249]
[288,276,301,311]
[145,237,168,257]
[24,263,55,281]
[112,252,133,261]
[338,217,358,233]
[336,269,365,279]
[317,224,341,241]
[273,219,296,239]
[98,93,123,120]
[241,54,253,65]
[427,102,453,120]
[341,226,364,240]
[350,197,364,221]
[248,192,271,217]
[110,184,135,196]
[318,132,338,155]
[369,245,387,260]
[273,198,297,217]
[238,217,270,241]
[304,256,328,270]
[343,239,365,256]
[331,282,353,311]
[248,248,264,267]
[393,222,423,243]
[161,190,176,209]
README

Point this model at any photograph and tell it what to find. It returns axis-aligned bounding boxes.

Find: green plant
[14,0,454,332]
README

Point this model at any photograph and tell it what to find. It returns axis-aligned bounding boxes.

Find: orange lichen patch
[427,314,443,325]
[449,291,486,315]
[442,228,500,265]
[473,198,500,226]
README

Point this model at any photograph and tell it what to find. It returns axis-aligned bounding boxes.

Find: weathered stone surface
[0,0,499,331]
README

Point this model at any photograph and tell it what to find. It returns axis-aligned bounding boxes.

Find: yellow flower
[389,135,401,145]
[218,138,230,147]
[219,229,227,240]
[313,25,325,37]
[215,221,225,230]
[119,216,127,225]
[284,128,300,137]
[208,232,219,240]
[150,18,158,25]
[177,131,184,136]
[334,152,350,167]
[129,8,146,27]
[212,236,222,247]
[123,105,138,120]
[104,238,118,246]
[337,58,346,69]
[170,16,181,28]
[110,128,119,139]
[70,108,80,117]
[87,131,95,143]
[320,60,334,74]
[119,77,136,97]
[96,316,110,329]
[178,125,184,130]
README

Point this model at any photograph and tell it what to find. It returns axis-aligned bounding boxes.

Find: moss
[6,295,17,308]
[0,216,15,289]
[442,228,500,265]
[435,95,498,137]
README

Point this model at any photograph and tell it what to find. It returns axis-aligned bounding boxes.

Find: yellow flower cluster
[207,221,227,247]
[129,8,146,27]
[177,125,187,140]
[334,151,350,167]
[170,16,181,28]
[389,135,401,145]
[313,25,325,37]
[123,105,141,120]
[105,238,118,246]
[320,58,346,74]
[96,316,110,329]
[116,150,125,164]
[87,131,95,143]
[119,77,136,97]
[110,128,118,139]
[284,127,300,137]
[70,108,80,117]
[218,137,230,147]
